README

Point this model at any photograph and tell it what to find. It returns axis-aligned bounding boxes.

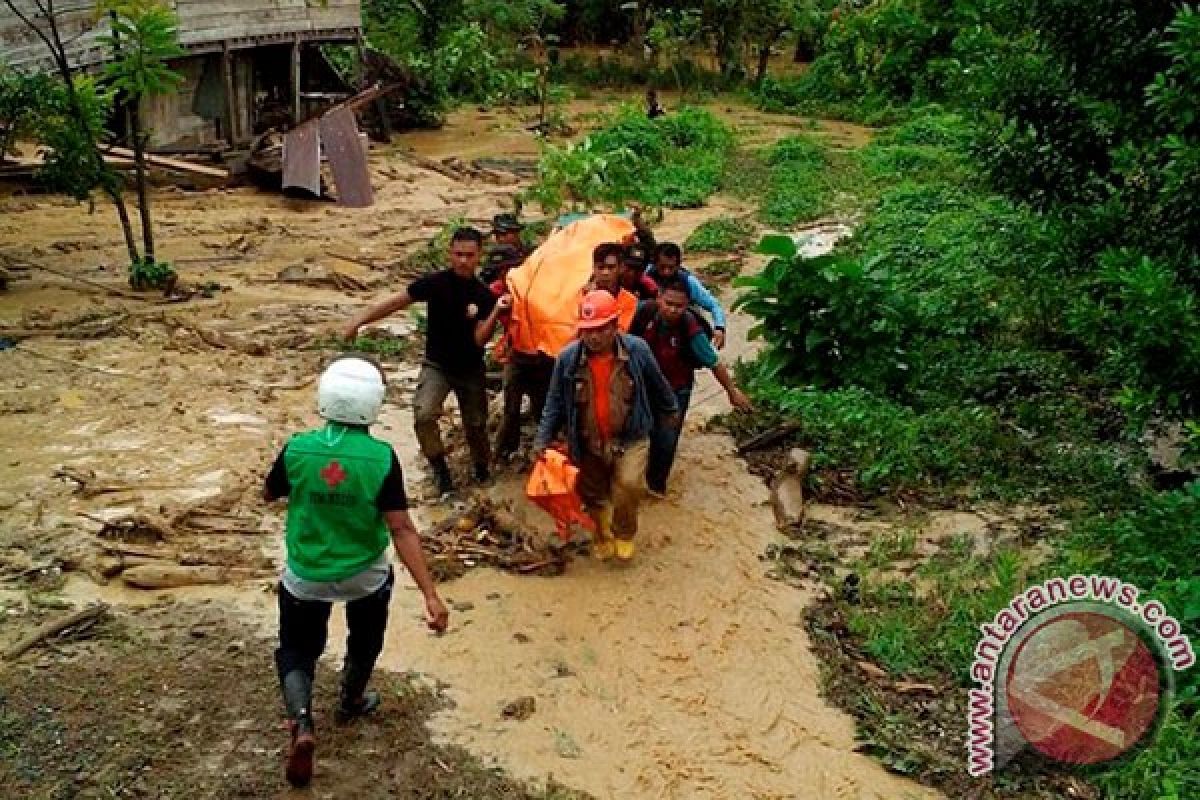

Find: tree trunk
[131,112,154,264]
[104,183,141,266]
[631,4,647,69]
[756,44,772,84]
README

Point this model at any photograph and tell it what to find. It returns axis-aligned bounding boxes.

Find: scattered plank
[102,146,229,179]
[2,604,110,662]
[120,564,268,589]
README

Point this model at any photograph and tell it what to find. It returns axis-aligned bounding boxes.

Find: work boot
[280,670,316,787]
[591,507,615,561]
[430,456,454,495]
[615,538,636,562]
[335,659,381,725]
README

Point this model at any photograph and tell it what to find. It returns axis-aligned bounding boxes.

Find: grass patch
[684,215,756,253]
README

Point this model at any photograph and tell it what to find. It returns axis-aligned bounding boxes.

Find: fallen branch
[2,603,110,662]
[736,423,802,456]
[21,261,145,300]
[121,564,271,589]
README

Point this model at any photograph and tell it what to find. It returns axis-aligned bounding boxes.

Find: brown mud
[0,98,963,800]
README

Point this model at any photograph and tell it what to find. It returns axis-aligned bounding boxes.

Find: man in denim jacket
[535,290,679,562]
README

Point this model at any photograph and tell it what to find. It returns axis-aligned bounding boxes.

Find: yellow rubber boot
[591,507,615,561]
[614,538,635,561]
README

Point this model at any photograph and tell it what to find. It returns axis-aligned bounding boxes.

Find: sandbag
[506,214,637,358]
[526,449,596,541]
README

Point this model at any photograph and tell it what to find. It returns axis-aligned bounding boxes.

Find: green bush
[757,134,843,226]
[524,105,733,212]
[685,216,756,253]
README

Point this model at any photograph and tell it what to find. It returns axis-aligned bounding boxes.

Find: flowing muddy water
[0,101,934,799]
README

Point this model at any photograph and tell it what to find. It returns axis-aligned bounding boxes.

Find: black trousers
[274,568,394,686]
[495,352,555,457]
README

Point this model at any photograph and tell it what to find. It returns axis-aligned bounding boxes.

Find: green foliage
[99,2,185,99]
[405,216,468,273]
[31,75,116,202]
[847,542,1025,680]
[0,69,58,159]
[362,1,564,123]
[525,105,733,212]
[757,134,841,226]
[684,215,755,253]
[128,257,175,290]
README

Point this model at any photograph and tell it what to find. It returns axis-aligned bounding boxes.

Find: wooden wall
[1,0,361,70]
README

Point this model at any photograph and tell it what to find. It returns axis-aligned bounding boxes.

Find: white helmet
[317,357,386,425]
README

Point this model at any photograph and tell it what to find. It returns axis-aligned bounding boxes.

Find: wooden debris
[736,423,801,456]
[425,498,569,580]
[894,681,938,695]
[169,509,270,536]
[83,511,174,544]
[2,603,110,662]
[56,468,182,496]
[856,660,889,681]
[121,564,240,589]
[399,152,519,186]
[103,145,229,179]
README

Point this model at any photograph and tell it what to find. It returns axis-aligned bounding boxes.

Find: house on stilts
[1,1,364,149]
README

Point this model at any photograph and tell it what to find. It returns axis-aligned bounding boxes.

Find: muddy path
[0,99,946,798]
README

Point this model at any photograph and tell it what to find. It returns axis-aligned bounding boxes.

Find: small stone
[451,601,475,613]
[189,627,207,639]
[513,632,531,644]
[486,592,501,601]
[502,696,536,721]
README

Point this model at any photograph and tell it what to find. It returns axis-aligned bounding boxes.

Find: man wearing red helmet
[534,290,679,561]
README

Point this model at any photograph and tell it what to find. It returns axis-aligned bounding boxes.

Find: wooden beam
[291,36,302,125]
[221,41,237,146]
[102,146,229,179]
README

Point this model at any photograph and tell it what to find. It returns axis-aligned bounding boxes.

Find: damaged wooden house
[2,1,388,205]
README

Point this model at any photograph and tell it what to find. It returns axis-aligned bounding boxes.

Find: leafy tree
[100,0,184,271]
[0,68,58,160]
[2,0,141,266]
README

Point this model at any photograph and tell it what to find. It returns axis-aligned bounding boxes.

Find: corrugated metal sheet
[319,107,372,208]
[282,124,321,196]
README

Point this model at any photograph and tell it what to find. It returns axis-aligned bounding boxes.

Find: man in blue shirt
[646,242,728,350]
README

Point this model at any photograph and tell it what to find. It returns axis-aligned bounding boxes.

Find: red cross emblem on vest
[320,460,347,488]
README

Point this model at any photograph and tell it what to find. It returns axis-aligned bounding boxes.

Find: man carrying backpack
[646,242,728,350]
[630,277,752,498]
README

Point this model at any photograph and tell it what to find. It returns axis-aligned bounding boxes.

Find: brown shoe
[285,718,316,788]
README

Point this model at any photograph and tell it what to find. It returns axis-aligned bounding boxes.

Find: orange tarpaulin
[505,214,637,358]
[526,449,596,541]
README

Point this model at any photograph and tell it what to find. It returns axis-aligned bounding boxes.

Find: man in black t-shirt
[342,228,509,494]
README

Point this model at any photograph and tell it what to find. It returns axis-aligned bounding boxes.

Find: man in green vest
[264,355,449,788]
